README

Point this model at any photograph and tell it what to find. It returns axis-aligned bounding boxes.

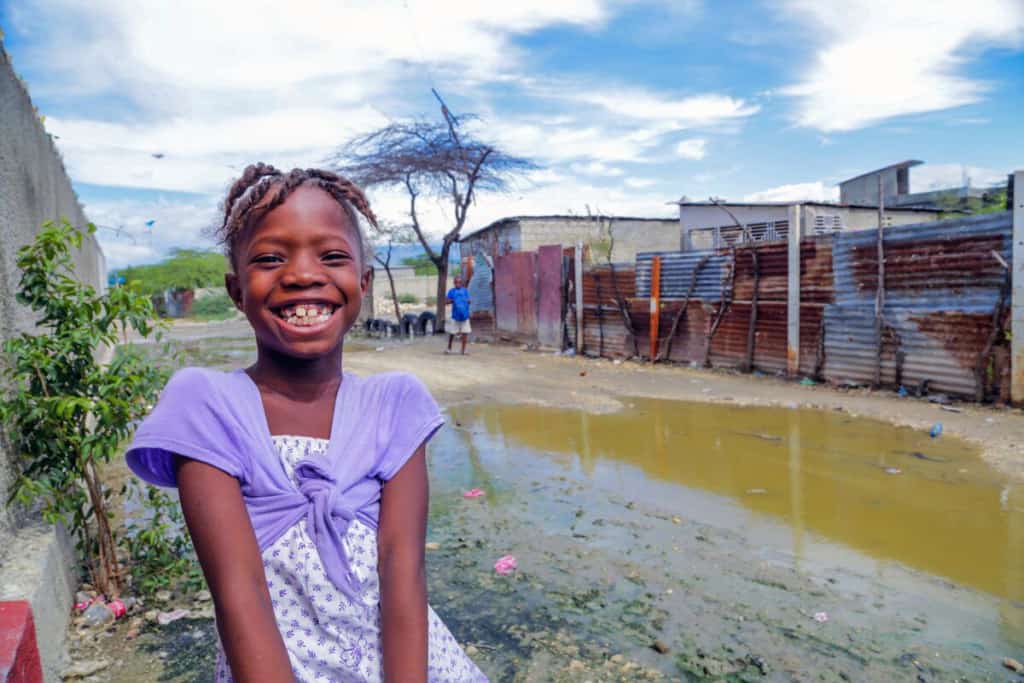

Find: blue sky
[2,0,1022,269]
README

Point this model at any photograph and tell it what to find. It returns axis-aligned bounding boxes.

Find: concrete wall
[371,266,452,322]
[461,217,678,265]
[801,205,939,231]
[680,204,791,232]
[1,43,105,680]
[840,168,902,205]
[461,222,522,261]
[680,204,941,249]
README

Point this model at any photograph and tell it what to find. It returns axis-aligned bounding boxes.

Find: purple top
[126,367,443,598]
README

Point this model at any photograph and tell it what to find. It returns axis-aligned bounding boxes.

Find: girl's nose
[281,254,326,287]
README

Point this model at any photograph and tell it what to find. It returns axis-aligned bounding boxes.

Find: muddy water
[450,399,1024,607]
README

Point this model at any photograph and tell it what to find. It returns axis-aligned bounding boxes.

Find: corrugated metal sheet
[832,213,1010,309]
[825,213,1012,396]
[636,250,728,300]
[467,255,493,314]
[577,265,636,357]
[469,310,495,340]
[537,245,563,348]
[494,214,1012,399]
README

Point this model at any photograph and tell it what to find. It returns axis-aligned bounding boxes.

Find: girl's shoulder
[348,371,436,417]
[350,372,443,481]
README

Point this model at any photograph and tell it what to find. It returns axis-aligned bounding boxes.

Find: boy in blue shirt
[445,276,471,355]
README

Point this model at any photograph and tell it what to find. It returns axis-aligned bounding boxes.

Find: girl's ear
[225,272,244,310]
[360,265,374,296]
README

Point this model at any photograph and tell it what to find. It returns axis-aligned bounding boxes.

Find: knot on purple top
[294,458,361,597]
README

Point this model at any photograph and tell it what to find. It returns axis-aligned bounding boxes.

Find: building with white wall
[678,201,941,250]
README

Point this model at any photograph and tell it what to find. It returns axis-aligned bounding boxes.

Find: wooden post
[786,204,802,375]
[1012,170,1024,404]
[650,255,662,360]
[874,175,886,388]
[575,242,584,355]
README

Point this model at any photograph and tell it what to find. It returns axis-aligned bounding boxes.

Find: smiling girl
[126,164,487,682]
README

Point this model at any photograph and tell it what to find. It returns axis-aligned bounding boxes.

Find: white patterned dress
[215,436,487,682]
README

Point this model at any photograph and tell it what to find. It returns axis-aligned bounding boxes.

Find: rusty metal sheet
[537,245,563,348]
[494,251,537,336]
[833,213,1011,309]
[469,310,495,340]
[825,213,1012,397]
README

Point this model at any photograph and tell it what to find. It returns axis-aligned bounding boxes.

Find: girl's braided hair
[217,163,378,269]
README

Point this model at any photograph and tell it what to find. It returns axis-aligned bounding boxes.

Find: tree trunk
[435,242,452,333]
[84,460,120,596]
[383,265,401,323]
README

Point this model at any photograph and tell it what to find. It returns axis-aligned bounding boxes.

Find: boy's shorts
[448,319,472,335]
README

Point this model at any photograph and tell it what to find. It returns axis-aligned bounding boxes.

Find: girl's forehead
[255,186,357,238]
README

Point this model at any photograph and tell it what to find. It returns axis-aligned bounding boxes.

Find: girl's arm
[378,445,429,683]
[174,457,296,683]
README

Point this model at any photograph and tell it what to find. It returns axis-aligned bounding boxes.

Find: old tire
[416,311,436,336]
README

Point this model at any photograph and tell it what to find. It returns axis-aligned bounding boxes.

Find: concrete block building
[459,214,679,263]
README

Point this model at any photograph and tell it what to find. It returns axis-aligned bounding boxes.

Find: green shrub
[0,220,168,595]
[117,249,228,296]
[190,292,236,321]
[397,293,419,304]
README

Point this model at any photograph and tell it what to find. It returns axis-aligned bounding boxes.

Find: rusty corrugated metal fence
[485,213,1012,399]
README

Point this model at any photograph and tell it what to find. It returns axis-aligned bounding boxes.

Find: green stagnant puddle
[449,398,1024,605]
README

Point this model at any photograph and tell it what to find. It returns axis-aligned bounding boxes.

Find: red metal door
[537,245,563,348]
[494,251,538,337]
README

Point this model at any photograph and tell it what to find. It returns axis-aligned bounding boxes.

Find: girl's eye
[323,251,350,263]
[252,254,283,265]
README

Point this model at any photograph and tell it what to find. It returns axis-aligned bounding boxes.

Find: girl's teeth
[296,307,307,318]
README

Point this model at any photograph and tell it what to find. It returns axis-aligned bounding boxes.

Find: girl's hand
[175,456,296,683]
[378,445,429,683]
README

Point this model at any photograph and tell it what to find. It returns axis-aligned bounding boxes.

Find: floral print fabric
[214,435,487,682]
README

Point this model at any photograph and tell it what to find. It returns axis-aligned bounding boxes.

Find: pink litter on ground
[813,611,829,623]
[494,555,517,575]
[74,596,99,612]
[108,599,127,618]
[463,488,485,498]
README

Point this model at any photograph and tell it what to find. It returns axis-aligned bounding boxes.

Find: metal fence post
[650,255,661,360]
[787,204,802,376]
[575,242,584,354]
[1012,170,1024,404]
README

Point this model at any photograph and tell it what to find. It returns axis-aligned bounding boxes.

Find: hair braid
[217,163,377,269]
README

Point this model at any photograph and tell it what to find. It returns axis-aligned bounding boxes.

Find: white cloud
[675,138,706,160]
[576,91,758,125]
[625,177,658,189]
[14,0,608,97]
[571,161,625,176]
[743,181,839,203]
[8,1,754,265]
[781,0,1024,131]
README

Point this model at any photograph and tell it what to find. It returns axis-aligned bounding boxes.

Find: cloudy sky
[2,0,1022,269]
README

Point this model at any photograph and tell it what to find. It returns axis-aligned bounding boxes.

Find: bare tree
[372,222,416,324]
[332,101,535,330]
